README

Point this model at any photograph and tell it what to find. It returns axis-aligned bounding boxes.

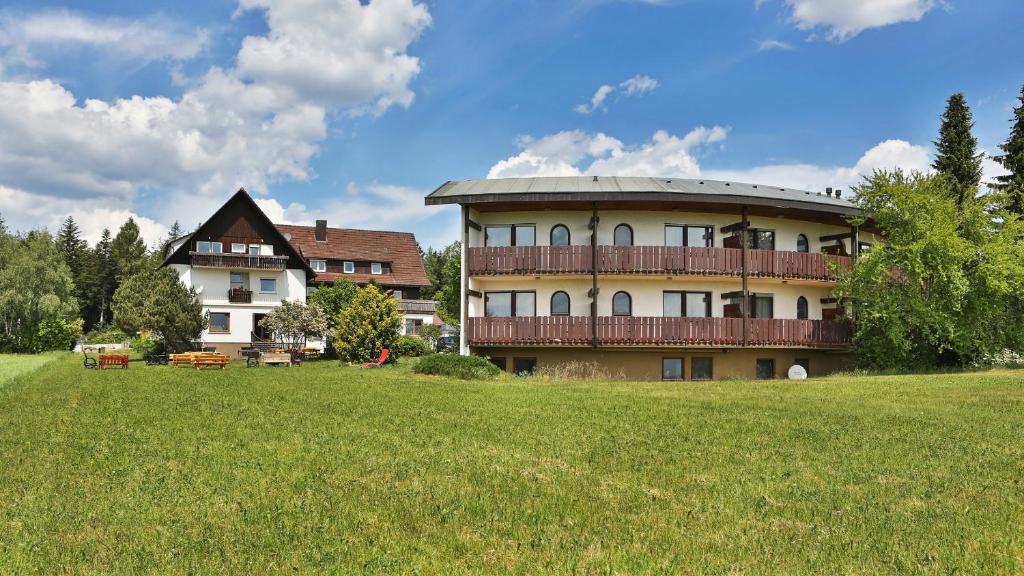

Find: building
[162,189,435,355]
[425,176,876,380]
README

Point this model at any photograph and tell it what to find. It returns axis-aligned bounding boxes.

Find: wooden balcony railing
[190,252,288,271]
[468,245,592,275]
[466,317,852,348]
[396,299,437,314]
[467,246,852,281]
[227,288,253,303]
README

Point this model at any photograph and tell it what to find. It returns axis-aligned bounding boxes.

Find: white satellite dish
[283,232,292,241]
[195,285,203,294]
[787,364,807,380]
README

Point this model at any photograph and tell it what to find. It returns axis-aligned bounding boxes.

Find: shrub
[85,324,129,344]
[413,354,501,380]
[32,317,83,352]
[393,334,431,357]
[130,334,162,356]
[532,360,624,381]
[971,349,1024,369]
[334,285,402,363]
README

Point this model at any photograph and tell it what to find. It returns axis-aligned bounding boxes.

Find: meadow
[0,353,1021,574]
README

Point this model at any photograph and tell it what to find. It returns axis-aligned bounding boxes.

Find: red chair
[361,349,390,368]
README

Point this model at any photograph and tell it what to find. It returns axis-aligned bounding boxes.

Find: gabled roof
[426,176,860,216]
[277,224,431,287]
[160,188,315,276]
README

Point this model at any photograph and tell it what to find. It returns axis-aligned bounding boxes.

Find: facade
[162,189,435,355]
[425,176,877,380]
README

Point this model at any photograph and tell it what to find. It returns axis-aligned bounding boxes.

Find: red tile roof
[276,224,431,287]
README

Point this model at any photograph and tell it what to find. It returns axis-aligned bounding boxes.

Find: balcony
[467,246,852,281]
[396,299,436,314]
[190,252,288,271]
[227,288,253,303]
[466,317,852,348]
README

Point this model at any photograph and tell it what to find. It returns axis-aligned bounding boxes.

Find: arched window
[612,291,632,316]
[796,296,809,320]
[550,291,570,316]
[550,225,570,246]
[613,224,633,246]
[797,234,809,253]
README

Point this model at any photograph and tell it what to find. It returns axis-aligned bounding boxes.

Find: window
[260,244,274,256]
[513,357,537,375]
[259,278,277,293]
[343,261,355,273]
[310,259,327,272]
[249,244,260,256]
[488,357,507,371]
[550,225,570,246]
[662,358,684,381]
[795,358,810,373]
[691,357,713,380]
[550,291,570,316]
[796,234,809,253]
[484,291,536,317]
[371,262,383,275]
[209,312,230,333]
[756,359,775,380]
[664,291,711,318]
[485,224,535,247]
[196,241,222,253]
[746,229,775,251]
[613,224,633,246]
[231,243,247,254]
[665,225,713,247]
[612,291,632,316]
[750,295,774,319]
[392,289,403,300]
[404,318,422,334]
[229,272,247,290]
[797,296,809,320]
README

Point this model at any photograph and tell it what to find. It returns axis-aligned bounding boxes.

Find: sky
[0,0,1021,249]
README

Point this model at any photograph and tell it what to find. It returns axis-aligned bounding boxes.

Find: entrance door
[253,313,271,340]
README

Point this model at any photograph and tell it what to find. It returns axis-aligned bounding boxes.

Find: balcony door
[665,225,713,247]
[230,272,250,290]
[663,291,711,317]
[484,291,536,317]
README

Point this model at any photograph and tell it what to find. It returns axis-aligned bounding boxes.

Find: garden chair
[361,349,390,368]
[82,347,98,369]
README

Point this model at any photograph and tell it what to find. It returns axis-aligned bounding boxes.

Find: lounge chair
[361,348,390,368]
[82,347,97,369]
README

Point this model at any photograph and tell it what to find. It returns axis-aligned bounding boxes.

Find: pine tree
[0,212,6,235]
[111,218,148,280]
[55,216,94,328]
[991,84,1024,215]
[159,220,184,259]
[93,228,116,326]
[933,93,984,207]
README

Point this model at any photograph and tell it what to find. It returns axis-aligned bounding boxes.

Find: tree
[92,229,117,326]
[308,279,360,332]
[55,216,96,329]
[836,171,1024,369]
[258,300,329,353]
[112,218,148,280]
[433,241,461,323]
[333,284,401,363]
[932,93,984,207]
[111,268,206,352]
[159,221,184,259]
[991,84,1024,215]
[0,231,79,351]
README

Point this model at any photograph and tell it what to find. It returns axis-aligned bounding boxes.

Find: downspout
[460,205,469,356]
[741,206,749,347]
[590,202,599,349]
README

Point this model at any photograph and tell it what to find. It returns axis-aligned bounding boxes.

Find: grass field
[0,353,1021,574]
[0,351,63,386]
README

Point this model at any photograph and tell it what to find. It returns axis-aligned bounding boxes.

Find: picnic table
[99,354,129,369]
[169,352,230,369]
[300,347,321,360]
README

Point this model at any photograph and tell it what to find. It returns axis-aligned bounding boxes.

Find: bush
[84,324,129,344]
[413,354,501,380]
[130,334,163,356]
[532,360,624,381]
[334,285,401,363]
[32,317,83,352]
[393,334,431,357]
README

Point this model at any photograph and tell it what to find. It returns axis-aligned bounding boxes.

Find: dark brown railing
[396,299,437,314]
[190,252,288,271]
[467,317,851,348]
[227,288,252,303]
[467,246,852,280]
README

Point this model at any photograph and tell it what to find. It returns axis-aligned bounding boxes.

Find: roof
[425,176,859,215]
[276,224,431,287]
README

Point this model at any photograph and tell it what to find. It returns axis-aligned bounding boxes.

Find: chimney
[825,187,833,197]
[315,220,327,242]
[835,189,842,199]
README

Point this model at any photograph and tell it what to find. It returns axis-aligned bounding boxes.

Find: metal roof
[425,176,859,215]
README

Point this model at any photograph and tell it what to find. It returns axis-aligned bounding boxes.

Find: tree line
[838,84,1024,369]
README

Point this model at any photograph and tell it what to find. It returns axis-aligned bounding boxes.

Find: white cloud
[772,0,940,42]
[574,74,659,114]
[0,9,208,68]
[487,126,727,179]
[758,39,794,51]
[0,0,432,237]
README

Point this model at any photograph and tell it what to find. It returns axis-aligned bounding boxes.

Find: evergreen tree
[0,212,6,235]
[991,84,1024,214]
[932,93,984,206]
[93,228,116,325]
[55,216,97,330]
[111,218,148,280]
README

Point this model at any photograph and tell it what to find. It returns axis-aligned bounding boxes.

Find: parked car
[436,335,457,353]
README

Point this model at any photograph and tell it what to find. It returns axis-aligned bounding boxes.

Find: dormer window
[343,261,355,274]
[371,262,383,275]
[248,244,260,256]
[231,243,247,254]
[196,241,222,253]
[310,259,327,272]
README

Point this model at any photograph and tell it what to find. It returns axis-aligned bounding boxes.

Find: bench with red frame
[99,354,129,369]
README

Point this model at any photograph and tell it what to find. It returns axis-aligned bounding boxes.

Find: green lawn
[0,352,63,386]
[0,354,1021,574]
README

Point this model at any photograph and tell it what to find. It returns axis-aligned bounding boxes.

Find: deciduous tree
[259,300,329,353]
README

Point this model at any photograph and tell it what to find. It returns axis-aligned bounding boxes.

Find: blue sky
[0,0,1021,248]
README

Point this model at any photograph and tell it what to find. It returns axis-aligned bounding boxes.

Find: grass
[0,354,1021,574]
[0,352,63,386]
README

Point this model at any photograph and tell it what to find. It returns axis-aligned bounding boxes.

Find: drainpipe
[460,205,469,356]
[590,202,599,348]
[741,206,749,347]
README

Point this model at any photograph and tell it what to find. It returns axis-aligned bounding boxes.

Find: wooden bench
[192,354,230,370]
[99,354,129,369]
[170,353,199,367]
[262,352,292,367]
